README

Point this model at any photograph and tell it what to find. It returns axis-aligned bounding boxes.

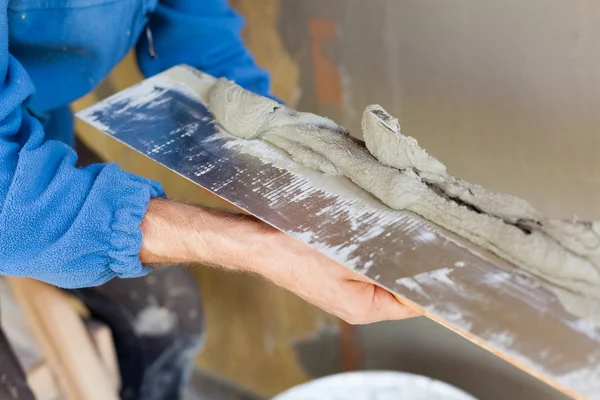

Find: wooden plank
[8,278,118,400]
[85,320,121,391]
[26,362,61,400]
[7,278,77,400]
[0,278,44,371]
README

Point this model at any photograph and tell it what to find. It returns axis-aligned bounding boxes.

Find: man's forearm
[139,198,419,324]
[139,198,273,271]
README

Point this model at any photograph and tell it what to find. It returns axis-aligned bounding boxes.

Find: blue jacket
[0,0,273,288]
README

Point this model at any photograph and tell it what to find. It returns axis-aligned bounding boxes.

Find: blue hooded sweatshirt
[0,0,273,288]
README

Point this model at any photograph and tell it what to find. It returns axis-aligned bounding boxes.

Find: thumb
[371,286,421,322]
[348,280,421,324]
[348,273,421,321]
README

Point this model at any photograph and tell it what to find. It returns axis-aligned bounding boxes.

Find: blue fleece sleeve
[0,2,165,288]
[137,0,275,98]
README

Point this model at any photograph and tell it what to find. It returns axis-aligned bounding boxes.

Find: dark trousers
[0,139,204,400]
[0,267,204,400]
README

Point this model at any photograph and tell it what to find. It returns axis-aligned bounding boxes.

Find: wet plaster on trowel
[208,78,600,324]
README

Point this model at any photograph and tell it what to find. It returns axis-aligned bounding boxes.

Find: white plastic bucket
[272,371,478,400]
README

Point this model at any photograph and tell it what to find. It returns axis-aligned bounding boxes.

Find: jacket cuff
[106,168,165,279]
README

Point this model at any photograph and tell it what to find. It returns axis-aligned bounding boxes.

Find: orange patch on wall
[308,19,343,111]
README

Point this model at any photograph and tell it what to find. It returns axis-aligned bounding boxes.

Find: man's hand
[140,198,420,324]
[253,230,420,324]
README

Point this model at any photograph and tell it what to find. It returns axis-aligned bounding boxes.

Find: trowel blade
[76,65,600,400]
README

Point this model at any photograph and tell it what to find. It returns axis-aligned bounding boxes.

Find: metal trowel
[77,65,600,400]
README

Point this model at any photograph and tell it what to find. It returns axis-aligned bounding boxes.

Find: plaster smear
[209,78,600,320]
